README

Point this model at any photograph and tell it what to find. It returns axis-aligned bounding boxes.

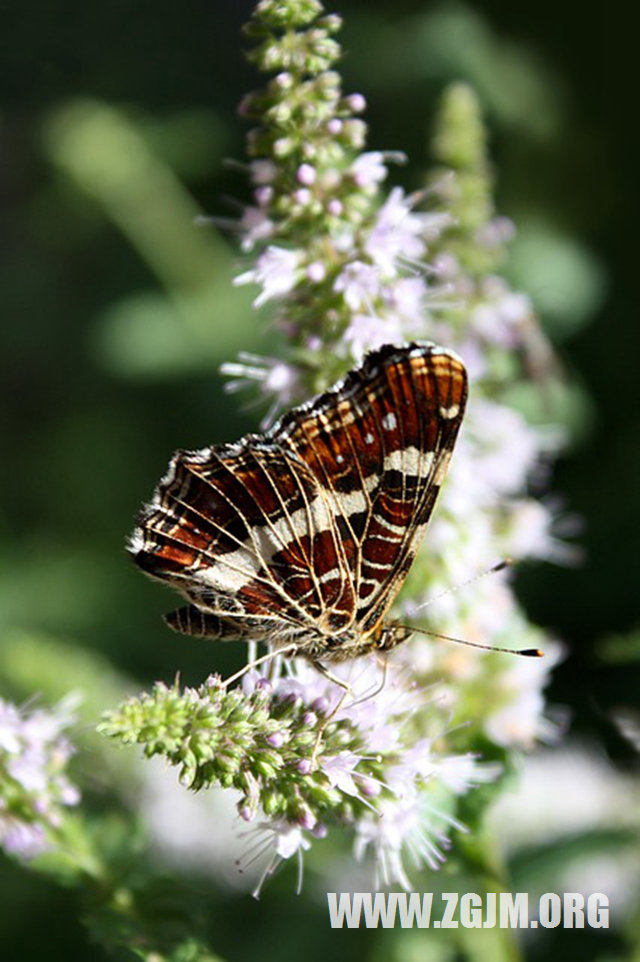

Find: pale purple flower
[273,71,293,91]
[8,753,49,793]
[475,215,516,248]
[249,159,278,184]
[348,151,389,190]
[221,353,298,398]
[203,198,277,255]
[382,738,438,797]
[323,751,363,797]
[238,207,274,251]
[296,163,316,185]
[234,246,302,307]
[432,250,461,280]
[470,284,532,347]
[249,819,313,897]
[266,731,286,748]
[306,261,326,283]
[0,697,80,860]
[0,701,21,753]
[335,663,422,754]
[254,185,273,206]
[454,399,542,504]
[484,644,563,748]
[434,754,502,794]
[2,821,48,860]
[297,807,317,831]
[271,822,311,859]
[346,93,367,113]
[220,352,300,427]
[354,794,451,889]
[506,499,566,562]
[333,260,381,310]
[365,188,450,274]
[385,276,427,322]
[343,312,404,360]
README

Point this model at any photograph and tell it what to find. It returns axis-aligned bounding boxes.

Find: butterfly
[129,342,467,665]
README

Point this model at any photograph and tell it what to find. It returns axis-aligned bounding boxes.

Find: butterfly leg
[346,654,389,710]
[310,660,352,692]
[309,661,354,769]
[222,643,299,688]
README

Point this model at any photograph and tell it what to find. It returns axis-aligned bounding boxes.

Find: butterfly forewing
[274,344,467,635]
[130,342,467,659]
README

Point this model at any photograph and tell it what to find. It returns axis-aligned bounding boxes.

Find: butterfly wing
[272,342,468,636]
[130,437,353,643]
[129,342,467,651]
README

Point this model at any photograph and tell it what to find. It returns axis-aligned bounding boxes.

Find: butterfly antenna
[406,559,512,617]
[403,625,543,658]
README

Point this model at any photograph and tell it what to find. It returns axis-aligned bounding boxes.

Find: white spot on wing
[383,447,433,474]
[439,404,460,420]
[200,547,261,592]
[340,490,369,516]
[381,412,397,431]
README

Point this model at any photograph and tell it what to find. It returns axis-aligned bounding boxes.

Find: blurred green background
[1,1,638,960]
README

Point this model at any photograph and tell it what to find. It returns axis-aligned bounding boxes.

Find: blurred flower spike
[105,0,571,891]
[0,696,80,860]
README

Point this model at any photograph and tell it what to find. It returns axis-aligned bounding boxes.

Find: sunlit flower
[334,260,381,310]
[343,312,404,359]
[482,644,564,748]
[220,352,300,426]
[470,278,533,347]
[354,794,454,889]
[348,151,389,190]
[234,246,302,307]
[365,188,429,273]
[238,206,274,251]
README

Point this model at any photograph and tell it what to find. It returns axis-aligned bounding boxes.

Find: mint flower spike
[227,2,458,411]
[106,0,571,895]
[0,695,81,860]
[101,661,501,893]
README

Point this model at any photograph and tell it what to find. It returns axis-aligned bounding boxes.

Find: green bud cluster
[99,678,389,828]
[240,0,377,263]
[430,83,504,277]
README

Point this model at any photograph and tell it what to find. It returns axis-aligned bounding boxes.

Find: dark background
[1,1,638,960]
